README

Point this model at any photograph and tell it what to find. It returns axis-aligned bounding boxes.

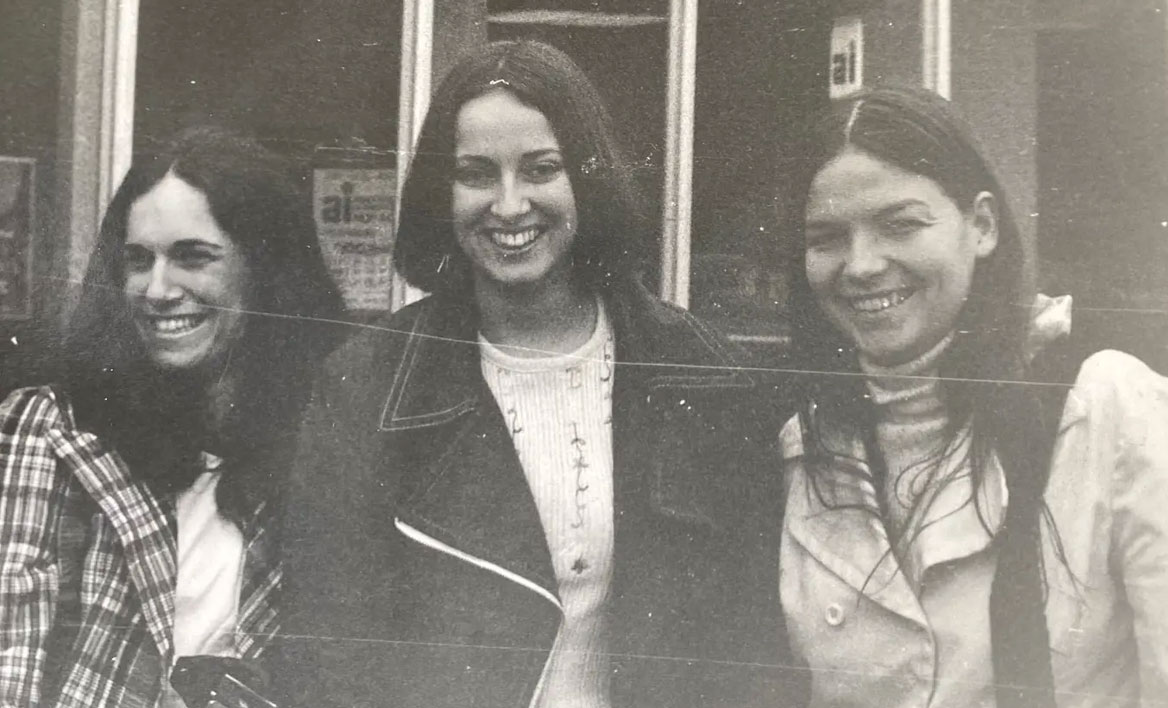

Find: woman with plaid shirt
[0,127,342,707]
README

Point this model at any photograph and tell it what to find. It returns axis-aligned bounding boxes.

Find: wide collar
[779,412,1007,625]
[44,424,178,662]
[377,277,753,432]
[374,278,756,604]
[42,390,279,663]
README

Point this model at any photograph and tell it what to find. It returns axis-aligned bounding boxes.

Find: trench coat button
[824,603,845,627]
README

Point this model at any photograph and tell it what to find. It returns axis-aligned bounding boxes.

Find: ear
[969,191,999,258]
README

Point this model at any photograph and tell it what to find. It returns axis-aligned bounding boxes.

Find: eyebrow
[874,199,932,218]
[522,149,561,160]
[455,148,562,161]
[124,238,225,251]
[805,199,933,228]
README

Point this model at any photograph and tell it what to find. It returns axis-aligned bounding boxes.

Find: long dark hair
[63,126,344,522]
[394,40,648,296]
[784,86,1058,705]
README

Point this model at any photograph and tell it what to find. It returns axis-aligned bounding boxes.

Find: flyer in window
[0,157,34,320]
[313,168,396,311]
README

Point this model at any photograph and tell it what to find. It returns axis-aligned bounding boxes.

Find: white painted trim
[921,0,951,99]
[392,0,434,312]
[58,0,139,319]
[100,0,138,210]
[488,10,666,27]
[660,0,698,309]
[394,518,563,610]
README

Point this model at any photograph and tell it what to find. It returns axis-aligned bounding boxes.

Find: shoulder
[0,387,71,502]
[608,281,747,373]
[629,289,736,350]
[1053,350,1168,466]
[318,298,436,379]
[1066,350,1167,418]
[0,386,70,437]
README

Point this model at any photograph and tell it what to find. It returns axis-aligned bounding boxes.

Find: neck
[860,333,955,383]
[475,276,597,358]
[860,332,953,427]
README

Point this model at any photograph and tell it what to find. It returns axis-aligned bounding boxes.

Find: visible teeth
[852,290,912,313]
[152,315,203,333]
[490,228,539,248]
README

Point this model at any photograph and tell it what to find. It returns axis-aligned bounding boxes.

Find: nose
[143,259,182,304]
[841,231,888,281]
[489,174,530,220]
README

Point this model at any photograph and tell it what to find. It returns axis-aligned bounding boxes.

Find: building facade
[2,0,1165,392]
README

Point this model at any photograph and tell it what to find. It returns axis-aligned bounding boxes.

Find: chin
[149,357,198,373]
[146,348,216,374]
[488,267,556,289]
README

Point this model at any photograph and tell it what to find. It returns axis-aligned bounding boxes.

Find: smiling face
[452,89,578,296]
[804,147,997,366]
[123,172,250,372]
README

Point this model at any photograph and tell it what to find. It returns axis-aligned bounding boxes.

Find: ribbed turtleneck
[860,333,954,541]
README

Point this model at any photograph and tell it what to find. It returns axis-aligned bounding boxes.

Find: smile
[847,288,915,313]
[488,227,541,250]
[141,313,209,336]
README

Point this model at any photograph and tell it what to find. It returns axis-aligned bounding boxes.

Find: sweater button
[825,603,845,627]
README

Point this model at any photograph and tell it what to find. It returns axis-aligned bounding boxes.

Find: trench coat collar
[779,411,1008,626]
[779,415,927,624]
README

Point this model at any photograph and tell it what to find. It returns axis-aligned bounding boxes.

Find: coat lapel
[780,417,928,626]
[394,404,561,603]
[380,295,559,604]
[44,427,176,662]
[377,280,766,609]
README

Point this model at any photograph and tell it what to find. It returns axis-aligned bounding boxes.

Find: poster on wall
[313,168,396,311]
[0,157,34,320]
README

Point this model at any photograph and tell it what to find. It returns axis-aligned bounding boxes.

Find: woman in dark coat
[275,40,798,708]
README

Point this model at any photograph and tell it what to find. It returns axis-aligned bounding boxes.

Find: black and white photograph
[1,1,1166,706]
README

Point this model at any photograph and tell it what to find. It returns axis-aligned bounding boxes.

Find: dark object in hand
[171,656,278,708]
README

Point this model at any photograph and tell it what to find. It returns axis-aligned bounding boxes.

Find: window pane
[1,0,65,394]
[135,0,401,165]
[689,3,829,364]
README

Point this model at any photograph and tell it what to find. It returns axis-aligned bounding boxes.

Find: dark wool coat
[273,278,804,708]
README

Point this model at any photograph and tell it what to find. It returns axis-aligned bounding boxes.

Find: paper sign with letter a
[830,16,863,99]
[313,168,396,311]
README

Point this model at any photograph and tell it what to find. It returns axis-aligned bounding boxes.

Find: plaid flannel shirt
[0,387,281,708]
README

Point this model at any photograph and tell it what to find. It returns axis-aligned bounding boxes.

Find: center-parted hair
[786,86,1029,397]
[394,40,648,294]
[63,126,344,521]
[782,85,1059,707]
